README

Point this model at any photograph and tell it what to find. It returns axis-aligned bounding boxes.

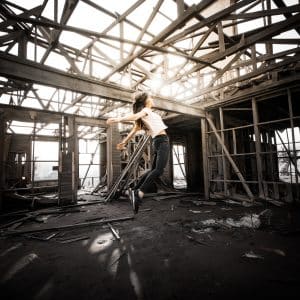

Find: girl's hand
[116,142,126,151]
[106,117,120,125]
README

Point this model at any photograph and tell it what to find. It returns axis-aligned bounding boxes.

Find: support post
[99,140,107,179]
[31,119,37,194]
[201,118,209,200]
[288,88,299,202]
[70,116,78,203]
[267,130,279,199]
[106,125,121,189]
[252,98,264,198]
[0,113,6,210]
[58,116,78,205]
[219,108,228,196]
[232,129,237,155]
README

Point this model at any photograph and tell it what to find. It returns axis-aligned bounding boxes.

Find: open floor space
[1,194,300,299]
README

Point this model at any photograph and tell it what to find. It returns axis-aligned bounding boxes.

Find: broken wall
[203,86,300,203]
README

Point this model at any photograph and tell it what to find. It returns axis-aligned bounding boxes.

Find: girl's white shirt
[141,107,167,138]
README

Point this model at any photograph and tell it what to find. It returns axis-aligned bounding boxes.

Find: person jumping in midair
[106,92,169,213]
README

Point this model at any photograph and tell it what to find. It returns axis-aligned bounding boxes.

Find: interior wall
[204,87,300,203]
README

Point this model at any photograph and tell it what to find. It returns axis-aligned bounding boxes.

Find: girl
[106,92,169,213]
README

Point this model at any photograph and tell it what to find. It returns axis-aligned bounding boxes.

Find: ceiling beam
[0,103,107,127]
[101,0,215,81]
[224,5,300,20]
[179,12,300,79]
[199,74,300,110]
[186,53,300,101]
[273,0,300,35]
[0,53,205,117]
[2,13,216,69]
[164,0,256,46]
[0,4,43,31]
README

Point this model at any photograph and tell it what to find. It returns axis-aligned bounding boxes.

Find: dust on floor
[1,194,300,300]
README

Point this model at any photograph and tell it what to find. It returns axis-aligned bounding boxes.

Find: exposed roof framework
[0,0,299,127]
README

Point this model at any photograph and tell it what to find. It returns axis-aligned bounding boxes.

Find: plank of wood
[2,216,134,236]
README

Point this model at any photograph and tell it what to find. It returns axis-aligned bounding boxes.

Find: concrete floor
[1,194,300,300]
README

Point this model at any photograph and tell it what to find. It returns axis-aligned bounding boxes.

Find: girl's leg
[134,153,157,190]
[138,138,169,195]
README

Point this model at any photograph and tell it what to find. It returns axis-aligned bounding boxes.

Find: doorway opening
[172,143,187,189]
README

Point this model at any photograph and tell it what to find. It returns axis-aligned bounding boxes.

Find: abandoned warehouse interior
[0,0,300,299]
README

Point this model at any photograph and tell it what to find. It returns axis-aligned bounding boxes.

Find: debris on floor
[58,236,90,244]
[260,247,286,257]
[223,214,261,229]
[194,201,217,206]
[242,250,264,260]
[196,211,271,230]
[139,208,152,212]
[191,228,214,234]
[186,234,209,246]
[259,209,273,226]
[0,193,300,300]
[25,232,59,241]
[107,222,121,241]
[0,213,134,237]
[189,209,212,214]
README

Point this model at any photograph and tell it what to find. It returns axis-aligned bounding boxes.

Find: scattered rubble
[191,228,214,234]
[222,214,261,229]
[58,236,90,244]
[260,247,286,257]
[186,234,209,246]
[108,222,120,241]
[193,201,217,206]
[242,250,264,259]
[189,209,212,214]
[1,216,134,237]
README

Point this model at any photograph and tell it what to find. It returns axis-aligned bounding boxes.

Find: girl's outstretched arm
[106,110,147,125]
[116,123,140,150]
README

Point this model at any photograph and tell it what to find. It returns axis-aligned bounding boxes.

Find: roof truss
[0,0,299,121]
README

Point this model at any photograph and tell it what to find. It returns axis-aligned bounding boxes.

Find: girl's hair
[133,92,148,129]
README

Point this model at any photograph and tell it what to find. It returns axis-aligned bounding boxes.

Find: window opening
[172,143,187,189]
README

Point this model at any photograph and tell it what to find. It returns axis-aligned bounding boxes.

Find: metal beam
[0,53,205,117]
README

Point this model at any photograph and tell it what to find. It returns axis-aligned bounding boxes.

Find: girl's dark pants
[135,134,169,193]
